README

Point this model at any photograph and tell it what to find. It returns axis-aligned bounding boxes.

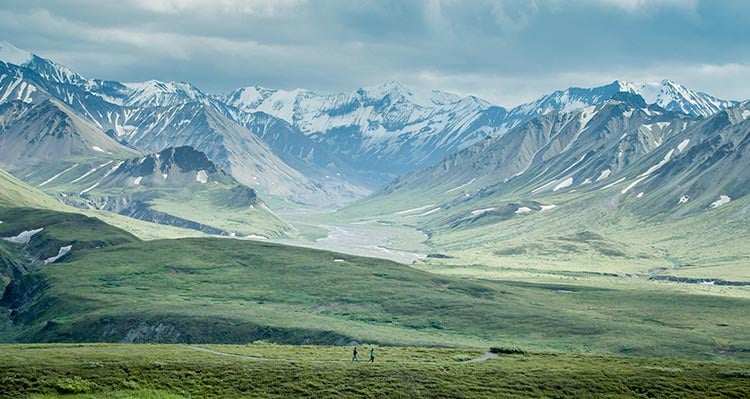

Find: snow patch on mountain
[622,176,649,194]
[617,80,735,118]
[515,207,532,214]
[122,80,207,108]
[710,195,731,208]
[471,207,496,216]
[596,169,611,182]
[553,177,574,192]
[396,204,436,215]
[2,227,43,244]
[532,179,558,194]
[71,167,99,184]
[44,245,72,265]
[600,177,626,190]
[642,149,675,177]
[196,170,208,184]
[39,164,79,187]
[560,154,588,176]
[677,139,690,153]
[0,41,33,65]
[17,81,36,103]
[80,182,99,195]
[446,178,477,193]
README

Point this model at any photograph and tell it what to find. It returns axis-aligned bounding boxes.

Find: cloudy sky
[1,0,748,106]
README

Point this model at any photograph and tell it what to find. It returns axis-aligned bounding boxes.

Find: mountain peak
[0,41,33,66]
[361,81,469,108]
[610,91,648,109]
[363,80,412,100]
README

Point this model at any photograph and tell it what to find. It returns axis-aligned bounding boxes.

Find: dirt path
[188,346,498,364]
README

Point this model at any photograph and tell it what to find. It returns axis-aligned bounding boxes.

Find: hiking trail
[188,346,498,364]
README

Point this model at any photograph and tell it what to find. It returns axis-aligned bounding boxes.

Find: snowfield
[710,195,731,209]
[677,139,690,153]
[196,170,208,184]
[553,177,574,192]
[395,204,435,215]
[44,245,72,265]
[446,178,477,193]
[39,164,79,187]
[471,207,496,216]
[2,227,43,244]
[596,169,611,182]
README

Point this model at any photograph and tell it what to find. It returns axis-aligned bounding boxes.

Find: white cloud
[491,0,539,32]
[403,61,750,108]
[578,0,698,12]
[131,0,307,16]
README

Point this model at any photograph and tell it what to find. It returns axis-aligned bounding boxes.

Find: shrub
[54,376,96,393]
[489,347,526,355]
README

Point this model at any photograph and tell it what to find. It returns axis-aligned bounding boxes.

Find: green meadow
[1,343,748,398]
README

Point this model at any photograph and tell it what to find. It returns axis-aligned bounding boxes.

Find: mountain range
[1,40,748,247]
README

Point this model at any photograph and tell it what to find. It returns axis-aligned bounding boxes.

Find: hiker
[369,347,375,363]
[352,346,359,362]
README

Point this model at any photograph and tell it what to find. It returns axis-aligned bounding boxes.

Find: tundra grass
[1,343,748,398]
[339,183,750,283]
[5,235,749,361]
[149,187,292,238]
[0,169,207,241]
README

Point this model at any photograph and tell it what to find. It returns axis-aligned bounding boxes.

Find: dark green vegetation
[1,344,748,398]
[1,208,748,361]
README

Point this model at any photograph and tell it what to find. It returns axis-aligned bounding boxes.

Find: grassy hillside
[12,156,292,239]
[0,168,205,240]
[1,343,748,398]
[0,169,70,211]
[336,178,750,285]
[1,208,748,360]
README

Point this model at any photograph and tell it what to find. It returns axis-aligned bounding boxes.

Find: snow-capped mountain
[508,80,736,125]
[99,146,225,189]
[0,41,87,87]
[370,91,750,227]
[0,43,362,205]
[1,41,742,208]
[620,100,750,216]
[0,42,227,112]
[0,98,138,169]
[87,79,235,116]
[222,79,737,182]
[221,81,498,179]
[381,91,695,198]
[0,60,124,129]
[99,101,359,205]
